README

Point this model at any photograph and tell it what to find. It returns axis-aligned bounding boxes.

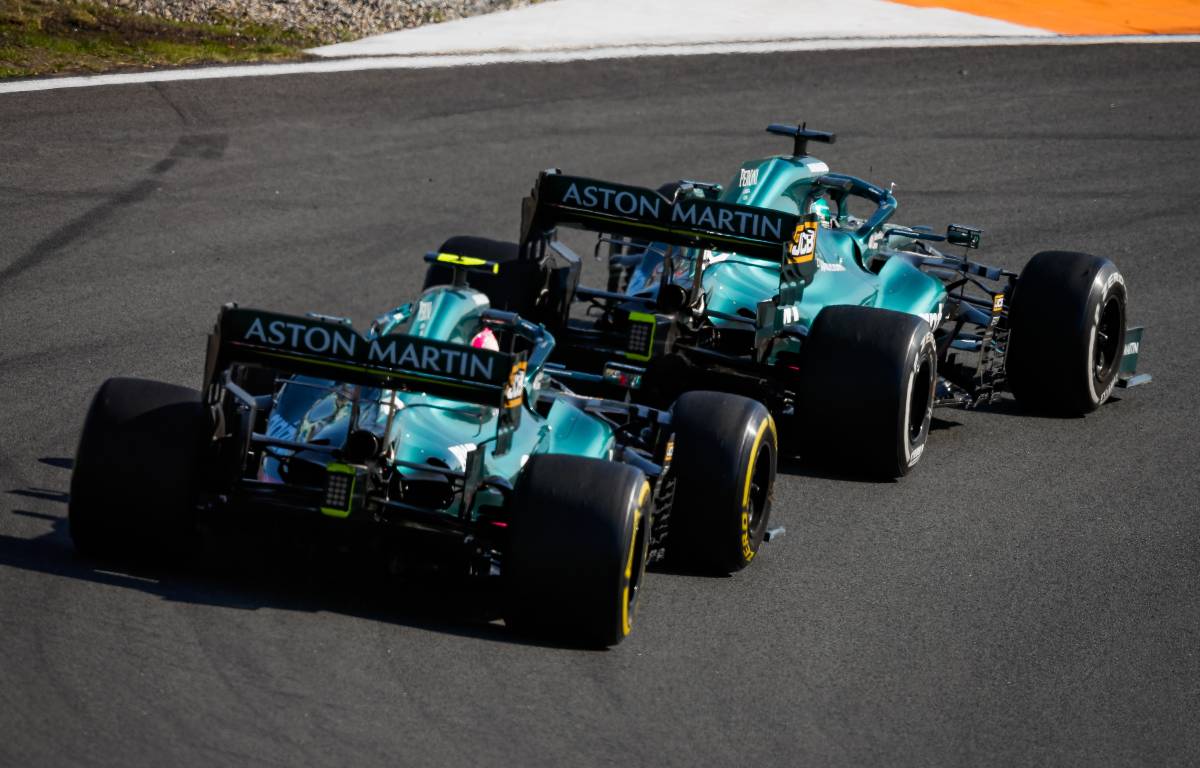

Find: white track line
[3,34,1199,95]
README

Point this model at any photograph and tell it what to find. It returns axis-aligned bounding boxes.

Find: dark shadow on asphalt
[949,393,1132,420]
[8,488,70,503]
[10,509,60,522]
[775,456,897,484]
[973,396,1100,419]
[929,414,962,431]
[647,559,732,578]
[0,501,610,653]
[774,398,1099,480]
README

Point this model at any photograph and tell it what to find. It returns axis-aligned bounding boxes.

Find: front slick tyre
[505,455,650,648]
[669,391,777,574]
[1007,250,1126,416]
[69,377,206,559]
[797,306,937,479]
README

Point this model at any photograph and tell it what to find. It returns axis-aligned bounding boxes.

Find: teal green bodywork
[633,153,947,353]
[261,285,614,520]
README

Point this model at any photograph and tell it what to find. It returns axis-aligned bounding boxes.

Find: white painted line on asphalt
[3,34,1199,95]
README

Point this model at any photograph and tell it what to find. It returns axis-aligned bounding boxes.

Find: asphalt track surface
[1,43,1198,767]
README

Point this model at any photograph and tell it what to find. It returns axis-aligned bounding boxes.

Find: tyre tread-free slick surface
[797,305,937,478]
[669,390,777,574]
[1007,250,1126,416]
[505,454,650,647]
[69,377,206,557]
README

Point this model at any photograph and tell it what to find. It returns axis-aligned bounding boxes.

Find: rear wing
[519,171,820,347]
[204,305,527,413]
[520,171,816,271]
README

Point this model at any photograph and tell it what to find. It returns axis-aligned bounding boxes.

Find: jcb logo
[503,361,527,408]
[789,220,818,263]
[739,168,759,187]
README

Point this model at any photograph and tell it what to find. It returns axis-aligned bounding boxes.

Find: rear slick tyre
[505,455,651,647]
[69,377,206,558]
[668,391,777,574]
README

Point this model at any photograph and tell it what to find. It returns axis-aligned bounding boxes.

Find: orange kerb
[889,0,1200,35]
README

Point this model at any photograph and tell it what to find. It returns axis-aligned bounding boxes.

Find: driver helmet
[470,327,499,351]
[809,197,833,225]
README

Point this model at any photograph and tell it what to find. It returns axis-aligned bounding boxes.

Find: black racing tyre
[668,391,777,574]
[423,235,543,318]
[796,305,937,478]
[505,454,651,647]
[1007,250,1127,415]
[69,378,207,558]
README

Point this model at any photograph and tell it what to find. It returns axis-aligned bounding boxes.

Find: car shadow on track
[774,414,968,483]
[930,414,962,431]
[972,396,1123,419]
[772,391,1125,483]
[775,456,899,484]
[0,492,609,652]
[939,394,1131,421]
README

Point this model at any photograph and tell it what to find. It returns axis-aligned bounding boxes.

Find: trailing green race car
[426,122,1149,478]
[69,264,776,647]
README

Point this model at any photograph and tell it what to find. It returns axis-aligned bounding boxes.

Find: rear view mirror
[947,223,982,249]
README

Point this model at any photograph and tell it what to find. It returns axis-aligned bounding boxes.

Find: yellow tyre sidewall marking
[621,481,651,636]
[740,416,776,563]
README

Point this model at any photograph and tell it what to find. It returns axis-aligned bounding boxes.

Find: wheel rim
[908,355,934,443]
[622,490,649,636]
[1094,295,1123,385]
[746,441,772,535]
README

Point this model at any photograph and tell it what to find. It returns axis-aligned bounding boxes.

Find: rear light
[321,463,359,518]
[624,311,657,361]
[603,363,644,390]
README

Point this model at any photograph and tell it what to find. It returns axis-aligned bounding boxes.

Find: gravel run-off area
[95,0,546,44]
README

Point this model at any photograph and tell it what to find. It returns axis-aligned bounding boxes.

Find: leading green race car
[69,265,777,647]
[427,122,1149,478]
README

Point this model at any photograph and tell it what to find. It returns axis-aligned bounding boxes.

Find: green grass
[0,0,324,78]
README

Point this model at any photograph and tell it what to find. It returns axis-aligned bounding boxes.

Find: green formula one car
[69,265,776,646]
[426,122,1149,478]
